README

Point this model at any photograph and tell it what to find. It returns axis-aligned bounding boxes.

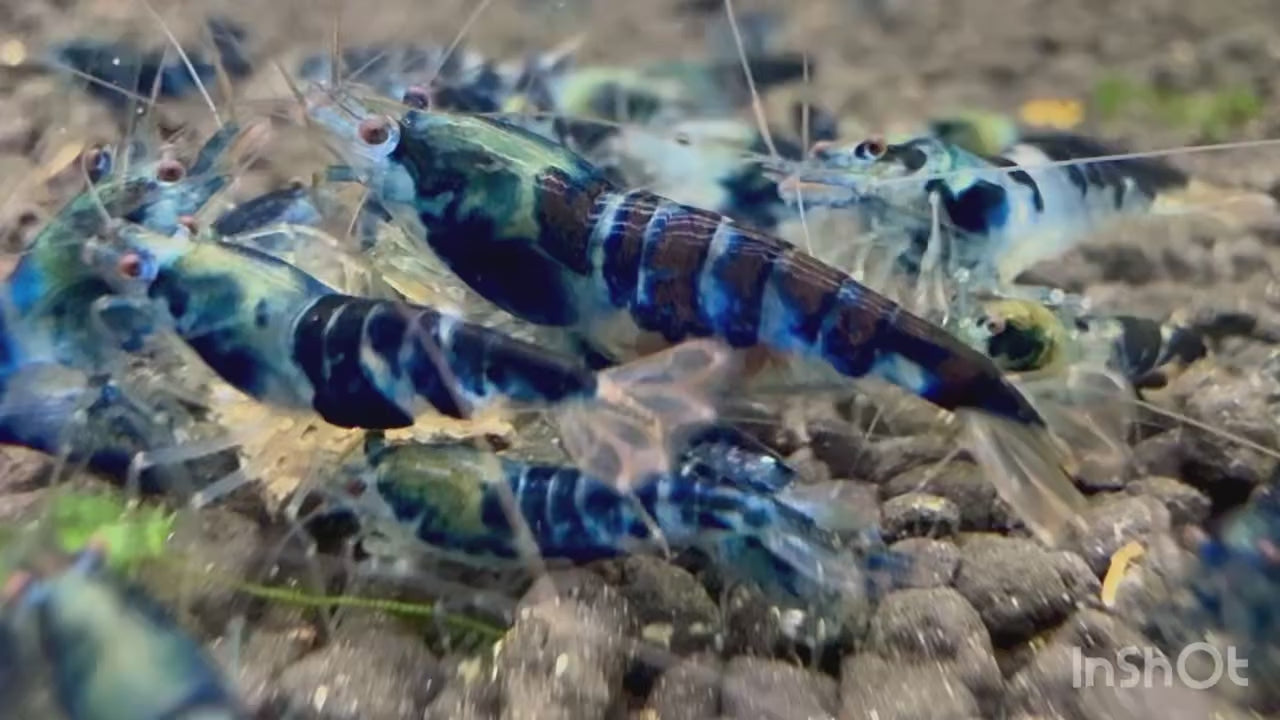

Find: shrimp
[1,542,249,720]
[776,131,1189,295]
[300,86,1090,545]
[298,41,573,117]
[42,17,251,114]
[957,297,1209,392]
[85,221,735,490]
[323,430,897,609]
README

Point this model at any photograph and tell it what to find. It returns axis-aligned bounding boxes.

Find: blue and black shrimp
[959,297,1209,392]
[302,86,1092,544]
[778,130,1189,290]
[297,42,538,115]
[1,543,249,720]
[86,220,733,488]
[6,122,246,374]
[44,17,252,114]
[329,430,898,607]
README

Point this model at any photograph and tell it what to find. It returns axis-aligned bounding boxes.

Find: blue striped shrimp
[1,542,249,720]
[298,86,1091,545]
[84,221,735,490]
[326,431,898,609]
[775,131,1189,298]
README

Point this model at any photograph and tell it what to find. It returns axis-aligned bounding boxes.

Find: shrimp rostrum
[299,84,1092,545]
[84,220,737,489]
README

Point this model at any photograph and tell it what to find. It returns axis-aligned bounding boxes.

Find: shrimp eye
[402,85,432,110]
[358,117,392,146]
[156,159,186,183]
[83,144,113,182]
[982,315,1006,335]
[117,252,144,279]
[856,138,887,160]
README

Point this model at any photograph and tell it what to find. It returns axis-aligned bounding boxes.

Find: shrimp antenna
[206,22,242,125]
[420,0,496,96]
[723,0,778,159]
[329,0,341,90]
[79,149,115,230]
[137,0,223,127]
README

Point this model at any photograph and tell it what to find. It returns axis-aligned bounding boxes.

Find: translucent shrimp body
[779,132,1188,287]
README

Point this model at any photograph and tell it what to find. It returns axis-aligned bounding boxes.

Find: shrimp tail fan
[1016,366,1136,489]
[958,410,1088,547]
[552,339,739,492]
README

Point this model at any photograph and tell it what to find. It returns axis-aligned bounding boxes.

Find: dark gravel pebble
[645,653,723,720]
[865,587,1002,707]
[840,654,982,720]
[721,656,838,720]
[495,571,636,720]
[1068,495,1172,576]
[880,492,961,542]
[882,461,1000,532]
[1127,476,1212,526]
[596,556,721,656]
[272,615,444,720]
[953,535,1088,644]
[887,538,960,589]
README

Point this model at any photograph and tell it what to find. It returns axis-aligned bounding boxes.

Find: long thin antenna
[420,0,496,96]
[138,0,223,127]
[723,0,778,158]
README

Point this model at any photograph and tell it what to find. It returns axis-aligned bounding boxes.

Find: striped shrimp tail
[959,411,1088,547]
[553,339,739,493]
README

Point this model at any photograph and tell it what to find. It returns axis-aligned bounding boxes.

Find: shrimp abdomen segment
[291,296,601,428]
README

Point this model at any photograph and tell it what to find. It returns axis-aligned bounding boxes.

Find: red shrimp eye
[156,159,186,183]
[402,85,432,110]
[117,252,144,279]
[358,117,392,145]
[857,137,887,159]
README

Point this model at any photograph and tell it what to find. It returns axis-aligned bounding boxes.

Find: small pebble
[953,535,1083,644]
[274,615,443,720]
[721,656,838,720]
[1127,476,1211,525]
[865,587,1002,706]
[883,462,999,533]
[880,492,961,542]
[1069,495,1172,576]
[645,654,722,720]
[840,654,982,720]
[887,538,960,589]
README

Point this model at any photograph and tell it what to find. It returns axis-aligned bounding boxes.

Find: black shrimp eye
[156,159,186,183]
[358,117,392,145]
[402,85,431,110]
[856,138,887,160]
